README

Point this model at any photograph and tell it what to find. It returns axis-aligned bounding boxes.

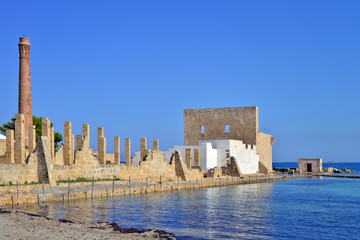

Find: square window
[200,125,205,134]
[225,125,230,133]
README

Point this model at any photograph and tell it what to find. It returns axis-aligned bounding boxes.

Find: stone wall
[256,132,275,173]
[298,158,322,173]
[184,107,258,146]
[184,107,275,173]
[223,157,242,177]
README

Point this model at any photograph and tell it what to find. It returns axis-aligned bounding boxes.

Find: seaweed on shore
[96,222,176,239]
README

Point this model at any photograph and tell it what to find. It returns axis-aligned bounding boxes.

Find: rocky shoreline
[0,208,175,240]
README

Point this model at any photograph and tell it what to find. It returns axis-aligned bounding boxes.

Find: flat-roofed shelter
[298,158,322,173]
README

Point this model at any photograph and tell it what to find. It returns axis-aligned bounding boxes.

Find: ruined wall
[256,132,275,173]
[223,157,242,177]
[184,107,258,146]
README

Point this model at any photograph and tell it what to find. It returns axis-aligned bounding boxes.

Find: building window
[245,144,248,149]
[225,125,230,133]
[251,145,253,150]
[200,125,205,134]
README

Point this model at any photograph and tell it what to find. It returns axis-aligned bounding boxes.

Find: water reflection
[18,182,275,239]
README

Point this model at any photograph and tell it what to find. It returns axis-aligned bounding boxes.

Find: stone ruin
[0,113,207,186]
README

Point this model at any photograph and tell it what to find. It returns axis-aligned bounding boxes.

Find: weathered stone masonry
[0,115,202,185]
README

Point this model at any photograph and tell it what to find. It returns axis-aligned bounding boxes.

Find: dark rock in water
[333,168,343,173]
[273,167,298,173]
[343,169,355,173]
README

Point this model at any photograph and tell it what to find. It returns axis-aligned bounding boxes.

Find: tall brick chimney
[18,37,33,147]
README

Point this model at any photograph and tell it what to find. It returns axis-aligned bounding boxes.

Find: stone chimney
[18,37,33,147]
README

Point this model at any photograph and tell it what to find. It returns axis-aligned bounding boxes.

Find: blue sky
[1,1,359,162]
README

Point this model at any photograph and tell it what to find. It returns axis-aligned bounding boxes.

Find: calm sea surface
[18,163,360,240]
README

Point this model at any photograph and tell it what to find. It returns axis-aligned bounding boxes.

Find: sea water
[18,164,360,239]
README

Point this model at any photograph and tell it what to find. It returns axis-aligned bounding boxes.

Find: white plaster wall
[202,142,217,170]
[165,145,198,165]
[136,139,259,173]
[199,139,258,174]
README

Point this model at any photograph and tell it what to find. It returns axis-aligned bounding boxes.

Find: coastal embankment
[0,174,298,207]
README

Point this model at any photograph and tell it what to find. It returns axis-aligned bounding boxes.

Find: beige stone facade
[298,158,322,173]
[184,107,275,173]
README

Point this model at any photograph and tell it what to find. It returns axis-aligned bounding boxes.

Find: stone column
[97,127,106,164]
[28,125,36,153]
[82,124,90,148]
[140,137,147,161]
[194,149,200,166]
[18,37,33,148]
[125,138,131,166]
[64,121,72,165]
[71,134,75,163]
[153,139,159,151]
[98,137,106,164]
[42,118,51,140]
[14,113,26,164]
[185,148,192,169]
[76,135,83,151]
[50,127,54,161]
[42,118,53,161]
[114,136,120,164]
[5,129,14,164]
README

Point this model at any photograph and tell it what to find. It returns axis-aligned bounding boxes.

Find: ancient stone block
[114,136,120,164]
[153,139,159,151]
[64,121,72,165]
[28,125,36,153]
[140,137,147,161]
[5,129,14,164]
[185,148,192,169]
[125,138,131,166]
[15,113,25,164]
[194,148,200,166]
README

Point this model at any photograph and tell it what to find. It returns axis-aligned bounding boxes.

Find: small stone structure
[298,158,322,173]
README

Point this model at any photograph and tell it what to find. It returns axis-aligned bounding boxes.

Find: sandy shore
[0,208,175,240]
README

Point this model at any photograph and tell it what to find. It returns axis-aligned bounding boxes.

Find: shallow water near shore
[16,175,360,240]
